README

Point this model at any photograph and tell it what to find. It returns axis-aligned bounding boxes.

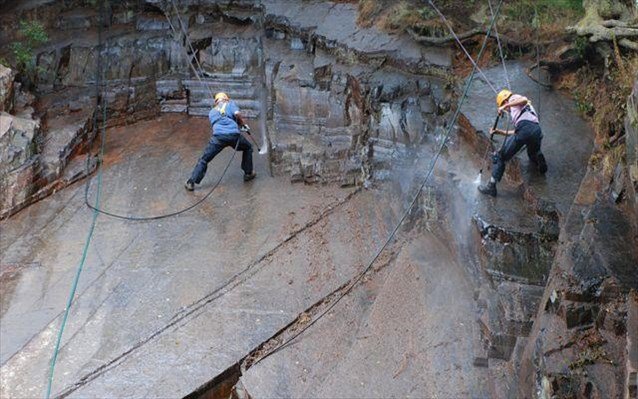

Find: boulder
[0,111,41,217]
[0,64,15,112]
[0,112,39,175]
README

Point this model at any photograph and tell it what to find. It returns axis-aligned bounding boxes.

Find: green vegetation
[10,20,48,86]
[573,36,589,59]
[503,0,584,25]
[566,48,638,144]
[381,1,438,32]
[357,0,584,41]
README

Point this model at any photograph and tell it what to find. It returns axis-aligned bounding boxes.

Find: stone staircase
[156,73,262,120]
[184,74,261,120]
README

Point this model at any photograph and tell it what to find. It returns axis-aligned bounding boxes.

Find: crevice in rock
[184,242,400,399]
[53,188,360,398]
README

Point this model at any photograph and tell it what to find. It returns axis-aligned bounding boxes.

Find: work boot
[478,180,497,197]
[537,153,547,174]
[243,171,257,182]
[184,179,195,191]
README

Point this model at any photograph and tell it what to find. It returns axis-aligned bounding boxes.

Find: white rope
[163,0,216,100]
[427,0,498,94]
[163,1,262,150]
[487,0,511,90]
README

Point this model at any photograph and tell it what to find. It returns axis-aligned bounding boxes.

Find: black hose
[85,139,240,221]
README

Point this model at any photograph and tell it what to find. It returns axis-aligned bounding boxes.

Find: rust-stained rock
[0,157,40,218]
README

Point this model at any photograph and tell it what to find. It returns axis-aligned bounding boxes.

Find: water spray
[257,74,269,155]
[240,125,264,154]
[476,113,501,184]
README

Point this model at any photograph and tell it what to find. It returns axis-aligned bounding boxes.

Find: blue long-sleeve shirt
[209,100,240,135]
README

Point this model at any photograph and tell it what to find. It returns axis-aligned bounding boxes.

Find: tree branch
[406,27,484,46]
[406,27,551,48]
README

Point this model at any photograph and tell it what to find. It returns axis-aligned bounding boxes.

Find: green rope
[45,2,107,396]
[45,171,102,399]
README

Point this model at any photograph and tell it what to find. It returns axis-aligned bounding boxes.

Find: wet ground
[462,61,593,218]
[1,113,484,397]
[0,60,597,398]
[241,232,488,398]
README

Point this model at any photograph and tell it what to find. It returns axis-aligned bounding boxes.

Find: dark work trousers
[492,120,543,182]
[190,133,253,184]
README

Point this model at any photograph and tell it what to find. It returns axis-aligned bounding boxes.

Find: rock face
[0,64,14,112]
[264,31,445,184]
[0,111,40,214]
[0,65,97,218]
[516,167,638,399]
[1,0,634,397]
[511,80,638,398]
[0,112,38,174]
[626,79,638,217]
[0,64,42,217]
[260,0,450,184]
[450,61,635,397]
[0,0,453,216]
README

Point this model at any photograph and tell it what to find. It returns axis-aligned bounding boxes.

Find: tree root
[567,21,638,51]
[619,38,638,51]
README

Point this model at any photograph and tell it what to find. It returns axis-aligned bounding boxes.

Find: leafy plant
[10,20,48,86]
[573,36,589,60]
[504,0,584,25]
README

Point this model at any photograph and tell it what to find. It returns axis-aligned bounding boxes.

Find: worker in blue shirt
[185,92,256,191]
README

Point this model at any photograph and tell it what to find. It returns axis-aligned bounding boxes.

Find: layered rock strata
[0,0,453,216]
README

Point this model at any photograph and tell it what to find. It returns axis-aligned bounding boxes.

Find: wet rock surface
[1,1,636,398]
[240,233,488,398]
[511,78,638,398]
[0,0,453,215]
[0,114,479,398]
[446,60,626,395]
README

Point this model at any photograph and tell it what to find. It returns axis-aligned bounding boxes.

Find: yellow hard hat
[496,89,512,107]
[214,92,229,103]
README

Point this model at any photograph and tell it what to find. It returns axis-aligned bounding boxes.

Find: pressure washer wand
[240,125,262,153]
[479,113,500,175]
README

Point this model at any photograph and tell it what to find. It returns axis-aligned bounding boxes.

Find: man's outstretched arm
[234,111,247,128]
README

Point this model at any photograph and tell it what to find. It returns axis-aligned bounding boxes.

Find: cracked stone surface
[2,1,636,398]
[261,0,451,70]
[241,232,489,398]
[0,112,488,398]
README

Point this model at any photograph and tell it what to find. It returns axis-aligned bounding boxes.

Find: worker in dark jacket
[479,89,547,197]
[185,92,256,191]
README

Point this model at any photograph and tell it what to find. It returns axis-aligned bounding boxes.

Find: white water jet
[257,42,269,155]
